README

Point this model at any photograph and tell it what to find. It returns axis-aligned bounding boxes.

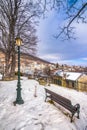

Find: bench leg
[71,113,74,122]
[45,94,47,102]
[77,110,80,119]
[74,104,80,119]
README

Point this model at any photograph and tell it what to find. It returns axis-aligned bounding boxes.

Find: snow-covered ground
[0,77,87,130]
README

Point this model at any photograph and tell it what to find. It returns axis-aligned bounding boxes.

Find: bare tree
[39,0,87,40]
[59,1,87,40]
[0,0,86,77]
[49,0,87,40]
[0,0,41,77]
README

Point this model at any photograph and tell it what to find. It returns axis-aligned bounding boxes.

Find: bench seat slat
[46,89,71,104]
[51,95,73,111]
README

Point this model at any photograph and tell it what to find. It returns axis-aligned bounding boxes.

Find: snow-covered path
[0,78,87,130]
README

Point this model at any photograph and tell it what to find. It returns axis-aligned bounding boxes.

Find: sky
[0,77,87,130]
[37,7,87,66]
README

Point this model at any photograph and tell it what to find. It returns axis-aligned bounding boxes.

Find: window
[72,82,75,88]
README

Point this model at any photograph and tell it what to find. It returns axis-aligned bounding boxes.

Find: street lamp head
[15,37,22,46]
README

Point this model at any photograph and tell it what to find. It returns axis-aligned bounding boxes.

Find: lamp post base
[13,99,24,106]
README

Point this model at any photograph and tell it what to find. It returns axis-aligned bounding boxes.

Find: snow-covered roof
[54,70,82,81]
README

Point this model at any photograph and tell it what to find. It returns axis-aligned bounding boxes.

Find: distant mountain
[0,49,54,65]
[21,52,54,65]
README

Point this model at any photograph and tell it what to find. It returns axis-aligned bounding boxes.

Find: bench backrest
[45,88,74,112]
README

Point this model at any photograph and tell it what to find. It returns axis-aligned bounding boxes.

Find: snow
[0,77,87,130]
[54,70,82,81]
[0,73,2,80]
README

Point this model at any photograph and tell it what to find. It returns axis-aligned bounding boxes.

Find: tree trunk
[10,50,16,77]
[4,51,11,78]
[9,20,16,77]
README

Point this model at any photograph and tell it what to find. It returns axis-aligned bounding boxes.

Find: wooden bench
[44,88,80,122]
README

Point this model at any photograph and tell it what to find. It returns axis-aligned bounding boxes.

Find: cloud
[37,11,87,65]
[74,22,87,44]
[81,58,87,61]
[39,53,62,62]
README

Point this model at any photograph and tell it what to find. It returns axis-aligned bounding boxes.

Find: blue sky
[37,9,87,66]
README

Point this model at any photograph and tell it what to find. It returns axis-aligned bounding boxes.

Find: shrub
[15,71,23,76]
